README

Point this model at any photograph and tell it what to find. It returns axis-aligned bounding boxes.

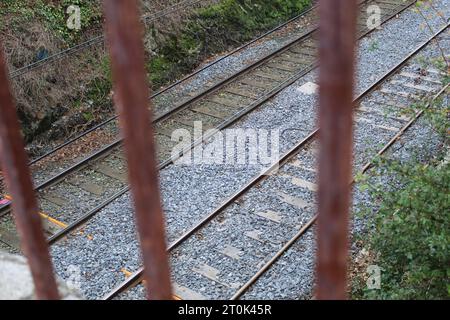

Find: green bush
[355,91,450,299]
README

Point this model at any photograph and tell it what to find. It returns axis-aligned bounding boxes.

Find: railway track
[0,2,320,191]
[0,1,318,189]
[106,25,449,300]
[0,0,417,251]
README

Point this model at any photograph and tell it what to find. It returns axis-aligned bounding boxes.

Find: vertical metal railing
[0,0,172,301]
[316,0,358,299]
[0,46,60,300]
[102,0,172,300]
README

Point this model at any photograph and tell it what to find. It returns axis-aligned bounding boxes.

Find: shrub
[362,157,449,299]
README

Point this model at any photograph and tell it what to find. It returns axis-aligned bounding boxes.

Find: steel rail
[231,84,450,300]
[43,0,410,242]
[39,29,319,186]
[105,6,438,300]
[230,26,450,301]
[24,3,318,167]
[316,0,358,300]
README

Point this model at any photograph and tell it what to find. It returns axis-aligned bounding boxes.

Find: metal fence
[0,0,357,300]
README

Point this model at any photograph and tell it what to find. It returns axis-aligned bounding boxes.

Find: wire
[142,0,204,23]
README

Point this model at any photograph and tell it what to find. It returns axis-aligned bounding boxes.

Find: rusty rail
[102,0,172,300]
[0,46,59,299]
[316,0,358,299]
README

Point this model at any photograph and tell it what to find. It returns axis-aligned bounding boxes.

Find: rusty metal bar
[102,0,172,300]
[0,46,60,299]
[316,0,358,299]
